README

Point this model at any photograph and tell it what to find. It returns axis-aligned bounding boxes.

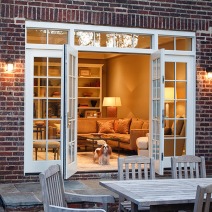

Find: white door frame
[24,48,64,174]
[25,22,196,176]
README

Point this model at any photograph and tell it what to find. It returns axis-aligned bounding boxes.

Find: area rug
[77,151,126,172]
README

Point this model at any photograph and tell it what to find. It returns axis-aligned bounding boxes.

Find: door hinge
[161,153,164,161]
[162,76,164,84]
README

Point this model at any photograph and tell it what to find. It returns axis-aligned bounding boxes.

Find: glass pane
[27,29,47,44]
[33,120,46,140]
[74,31,94,46]
[176,100,186,117]
[48,30,68,44]
[176,62,187,80]
[165,62,175,81]
[48,58,61,77]
[98,32,107,47]
[115,34,133,48]
[158,36,174,50]
[33,56,61,161]
[34,58,47,76]
[176,37,192,51]
[135,35,151,49]
[48,120,61,140]
[33,99,46,119]
[48,100,61,118]
[176,82,186,99]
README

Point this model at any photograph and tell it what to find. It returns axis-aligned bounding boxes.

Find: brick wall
[0,0,211,182]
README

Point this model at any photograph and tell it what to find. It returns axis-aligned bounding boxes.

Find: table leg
[131,202,138,212]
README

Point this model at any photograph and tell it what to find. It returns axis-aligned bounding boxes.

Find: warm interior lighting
[165,87,175,127]
[103,97,122,117]
[6,59,14,72]
[206,67,212,79]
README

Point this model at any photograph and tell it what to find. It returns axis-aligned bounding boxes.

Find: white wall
[106,54,150,119]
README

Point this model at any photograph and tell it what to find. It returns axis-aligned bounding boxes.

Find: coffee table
[77,134,121,156]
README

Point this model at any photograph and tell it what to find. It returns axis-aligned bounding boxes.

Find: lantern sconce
[6,59,14,72]
[206,67,212,79]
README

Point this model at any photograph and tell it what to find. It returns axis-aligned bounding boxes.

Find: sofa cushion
[97,120,115,133]
[130,118,144,130]
[142,121,149,129]
[108,133,130,144]
[114,118,131,134]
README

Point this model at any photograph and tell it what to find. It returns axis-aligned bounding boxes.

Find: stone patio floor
[0,179,118,211]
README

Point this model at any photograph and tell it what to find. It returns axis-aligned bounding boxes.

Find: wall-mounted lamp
[6,59,14,72]
[206,67,212,79]
[103,97,122,117]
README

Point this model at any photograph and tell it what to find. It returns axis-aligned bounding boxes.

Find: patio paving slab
[0,179,117,210]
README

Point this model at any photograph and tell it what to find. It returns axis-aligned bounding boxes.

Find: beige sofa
[77,118,149,151]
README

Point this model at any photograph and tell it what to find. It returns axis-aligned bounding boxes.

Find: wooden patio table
[100,178,212,212]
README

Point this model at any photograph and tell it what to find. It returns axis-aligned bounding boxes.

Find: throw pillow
[115,118,131,134]
[130,118,144,130]
[97,120,115,133]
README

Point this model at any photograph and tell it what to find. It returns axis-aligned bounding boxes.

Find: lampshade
[103,97,122,107]
[165,87,175,103]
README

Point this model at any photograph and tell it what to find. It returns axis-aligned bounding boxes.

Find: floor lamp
[165,87,175,128]
[103,97,122,117]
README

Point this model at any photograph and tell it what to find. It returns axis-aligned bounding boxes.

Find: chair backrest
[194,184,212,212]
[118,156,155,180]
[39,164,67,211]
[171,155,206,179]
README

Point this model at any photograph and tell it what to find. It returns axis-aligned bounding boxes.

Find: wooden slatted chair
[118,156,155,212]
[171,155,206,179]
[39,164,115,212]
[194,184,212,212]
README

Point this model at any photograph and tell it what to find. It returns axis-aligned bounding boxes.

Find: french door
[24,46,78,179]
[150,50,195,175]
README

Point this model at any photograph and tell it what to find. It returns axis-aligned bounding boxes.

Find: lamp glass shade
[7,63,14,72]
[208,72,212,79]
[165,87,175,103]
[103,97,122,107]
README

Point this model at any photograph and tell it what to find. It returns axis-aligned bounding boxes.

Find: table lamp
[103,97,122,117]
[165,87,175,127]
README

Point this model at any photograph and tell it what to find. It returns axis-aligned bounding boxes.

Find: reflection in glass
[176,62,187,80]
[165,62,174,81]
[48,30,68,44]
[75,30,152,49]
[158,36,174,50]
[27,29,47,44]
[136,35,151,49]
[176,82,186,99]
[176,37,192,51]
[75,31,94,46]
[33,57,62,161]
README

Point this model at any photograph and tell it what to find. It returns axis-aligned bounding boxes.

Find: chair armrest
[130,129,149,151]
[64,192,115,204]
[49,205,106,212]
[130,129,149,140]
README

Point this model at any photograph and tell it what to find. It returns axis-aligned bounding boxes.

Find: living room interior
[77,52,150,172]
